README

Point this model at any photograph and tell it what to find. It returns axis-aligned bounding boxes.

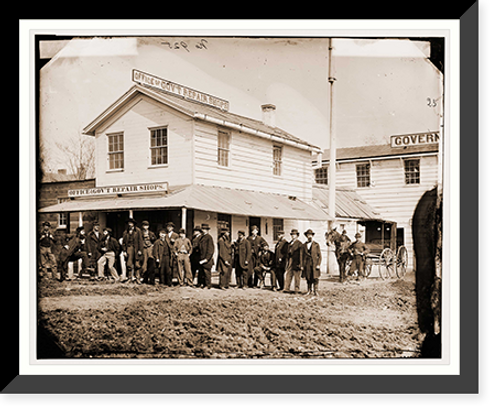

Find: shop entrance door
[249,217,261,235]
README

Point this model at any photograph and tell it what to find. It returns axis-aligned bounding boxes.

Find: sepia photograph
[34,33,446,362]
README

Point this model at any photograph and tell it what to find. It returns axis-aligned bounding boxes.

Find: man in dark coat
[198,223,215,289]
[348,232,370,280]
[302,229,322,296]
[274,229,288,291]
[153,228,172,286]
[247,225,268,288]
[284,229,303,293]
[217,227,232,289]
[165,222,180,285]
[97,227,120,282]
[233,230,251,289]
[122,218,144,282]
[85,221,102,275]
[190,225,203,286]
[140,220,157,284]
[59,226,90,281]
[253,245,276,290]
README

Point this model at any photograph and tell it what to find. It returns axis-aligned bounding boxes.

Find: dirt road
[38,273,422,359]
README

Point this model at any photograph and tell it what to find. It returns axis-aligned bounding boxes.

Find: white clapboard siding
[335,154,439,269]
[193,120,313,201]
[94,96,193,188]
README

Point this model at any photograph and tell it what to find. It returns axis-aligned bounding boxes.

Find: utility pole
[327,38,337,274]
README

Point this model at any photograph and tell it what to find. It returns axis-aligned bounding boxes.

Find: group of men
[38,220,324,295]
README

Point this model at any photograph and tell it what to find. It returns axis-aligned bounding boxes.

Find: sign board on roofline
[68,182,169,198]
[132,69,230,112]
[390,131,440,148]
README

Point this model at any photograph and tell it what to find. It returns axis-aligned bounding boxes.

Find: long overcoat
[286,239,303,270]
[198,233,215,270]
[233,238,251,270]
[274,238,289,270]
[217,235,232,273]
[302,240,322,279]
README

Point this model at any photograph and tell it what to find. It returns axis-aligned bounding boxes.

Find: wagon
[346,219,408,280]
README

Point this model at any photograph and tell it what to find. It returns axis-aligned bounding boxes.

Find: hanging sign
[391,131,440,148]
[68,182,169,198]
[132,69,229,112]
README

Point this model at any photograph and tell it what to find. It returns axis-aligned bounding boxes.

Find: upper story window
[218,130,230,167]
[404,158,420,185]
[273,145,282,176]
[314,167,328,185]
[107,133,124,170]
[150,127,168,166]
[356,163,371,188]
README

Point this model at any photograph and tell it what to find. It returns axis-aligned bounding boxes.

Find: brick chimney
[261,104,276,128]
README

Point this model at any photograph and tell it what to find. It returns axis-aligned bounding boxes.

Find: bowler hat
[193,225,202,232]
[355,232,361,238]
[201,223,210,230]
[166,222,175,228]
[104,227,113,234]
[126,218,137,225]
[42,221,51,227]
[251,225,259,231]
[290,229,299,235]
[158,228,167,234]
[276,229,285,235]
[141,220,149,226]
[304,229,315,236]
[237,230,245,235]
[179,228,186,234]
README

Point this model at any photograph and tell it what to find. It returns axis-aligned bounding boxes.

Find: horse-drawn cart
[327,219,408,280]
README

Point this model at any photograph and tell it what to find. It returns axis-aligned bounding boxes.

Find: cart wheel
[364,257,373,277]
[396,246,408,279]
[378,248,395,280]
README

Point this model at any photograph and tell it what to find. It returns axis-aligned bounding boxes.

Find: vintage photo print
[33,32,450,366]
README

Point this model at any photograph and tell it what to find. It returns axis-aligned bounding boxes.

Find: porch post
[78,212,83,227]
[181,207,187,230]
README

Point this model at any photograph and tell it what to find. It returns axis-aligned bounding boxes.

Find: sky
[39,36,443,172]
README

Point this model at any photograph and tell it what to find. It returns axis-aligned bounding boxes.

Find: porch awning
[39,184,333,222]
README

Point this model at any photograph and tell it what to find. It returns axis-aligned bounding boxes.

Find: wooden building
[39,70,335,264]
[313,137,440,270]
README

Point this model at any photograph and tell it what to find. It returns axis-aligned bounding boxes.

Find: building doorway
[249,216,261,235]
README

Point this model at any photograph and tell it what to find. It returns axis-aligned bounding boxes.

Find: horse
[325,228,352,282]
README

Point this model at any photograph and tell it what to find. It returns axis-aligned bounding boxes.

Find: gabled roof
[82,84,321,152]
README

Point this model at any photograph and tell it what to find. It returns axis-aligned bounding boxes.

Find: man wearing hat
[198,223,215,289]
[274,229,289,291]
[59,226,90,281]
[85,221,102,276]
[284,229,303,293]
[247,225,268,288]
[190,225,203,287]
[39,221,58,279]
[348,232,370,281]
[122,218,144,282]
[217,227,232,289]
[302,229,322,296]
[153,228,172,286]
[165,222,180,285]
[174,228,194,287]
[233,230,251,289]
[97,227,120,282]
[140,220,157,284]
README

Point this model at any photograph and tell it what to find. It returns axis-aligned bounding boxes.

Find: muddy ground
[37,272,423,359]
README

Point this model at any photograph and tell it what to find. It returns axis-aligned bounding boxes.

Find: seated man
[253,244,276,291]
